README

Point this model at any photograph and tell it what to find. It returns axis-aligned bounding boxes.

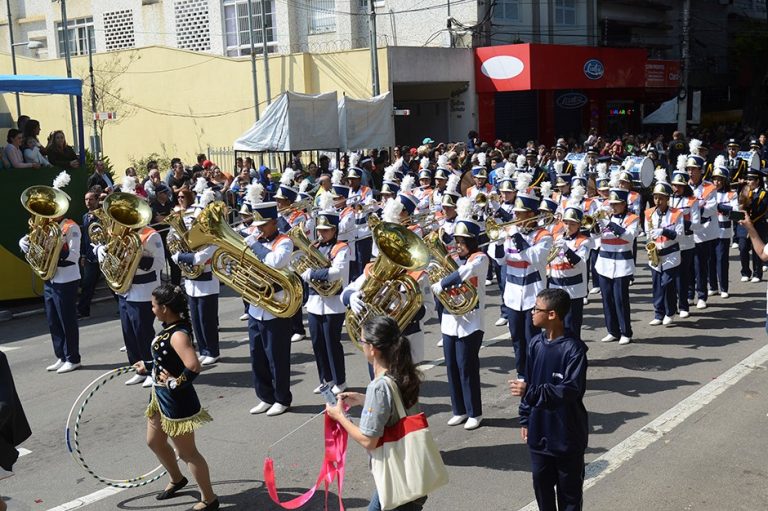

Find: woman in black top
[45,130,79,169]
[134,284,218,511]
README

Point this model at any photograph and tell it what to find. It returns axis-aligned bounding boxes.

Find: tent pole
[76,95,85,166]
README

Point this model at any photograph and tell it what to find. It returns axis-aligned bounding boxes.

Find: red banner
[476,44,648,93]
[645,60,681,88]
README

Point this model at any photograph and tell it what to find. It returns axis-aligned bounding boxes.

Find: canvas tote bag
[370,375,449,510]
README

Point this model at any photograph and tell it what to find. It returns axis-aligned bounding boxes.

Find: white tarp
[234,91,340,151]
[643,91,702,124]
[338,92,395,151]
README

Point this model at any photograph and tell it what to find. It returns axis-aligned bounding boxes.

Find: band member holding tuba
[430,197,488,431]
[171,190,221,366]
[300,192,350,395]
[645,171,684,326]
[709,160,739,298]
[491,173,553,380]
[547,186,593,340]
[595,175,639,345]
[19,172,82,373]
[346,166,375,281]
[244,198,295,417]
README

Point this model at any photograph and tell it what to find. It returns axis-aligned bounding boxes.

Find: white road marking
[46,487,125,511]
[518,342,768,511]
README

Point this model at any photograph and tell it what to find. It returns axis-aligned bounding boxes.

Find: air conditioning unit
[142,0,160,5]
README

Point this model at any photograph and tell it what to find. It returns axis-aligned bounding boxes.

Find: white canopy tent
[234,91,341,152]
[642,91,701,124]
[338,92,395,151]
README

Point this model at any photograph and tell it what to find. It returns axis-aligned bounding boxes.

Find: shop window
[223,0,277,56]
[555,0,576,26]
[56,17,95,57]
[494,0,521,22]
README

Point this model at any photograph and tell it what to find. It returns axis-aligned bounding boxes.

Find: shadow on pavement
[588,376,698,397]
[441,442,530,471]
[588,410,648,435]
[590,355,720,371]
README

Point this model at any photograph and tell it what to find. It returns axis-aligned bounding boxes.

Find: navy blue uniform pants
[708,238,730,293]
[564,297,583,341]
[44,280,80,364]
[442,329,483,418]
[691,239,714,301]
[291,282,308,337]
[308,312,346,386]
[652,267,679,319]
[353,237,373,281]
[738,224,767,279]
[494,260,508,319]
[529,451,585,511]
[77,261,100,316]
[248,315,292,406]
[589,249,599,291]
[508,308,540,379]
[188,294,220,358]
[598,274,632,338]
[676,249,694,312]
[117,297,154,365]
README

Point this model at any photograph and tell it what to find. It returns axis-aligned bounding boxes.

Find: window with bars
[493,0,520,22]
[223,0,277,56]
[56,17,95,57]
[555,0,576,26]
[309,0,336,33]
[175,0,211,52]
[103,10,136,51]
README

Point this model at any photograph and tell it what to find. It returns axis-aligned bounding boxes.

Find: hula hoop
[64,366,167,488]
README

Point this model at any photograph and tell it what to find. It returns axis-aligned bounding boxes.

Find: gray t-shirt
[358,375,420,438]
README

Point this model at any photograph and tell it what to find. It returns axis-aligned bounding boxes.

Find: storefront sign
[645,60,681,88]
[583,59,605,80]
[556,92,588,109]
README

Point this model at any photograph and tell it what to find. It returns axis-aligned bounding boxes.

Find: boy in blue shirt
[510,288,588,511]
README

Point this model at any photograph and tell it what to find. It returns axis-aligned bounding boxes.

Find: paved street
[1,247,767,511]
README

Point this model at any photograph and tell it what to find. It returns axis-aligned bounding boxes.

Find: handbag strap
[382,374,408,420]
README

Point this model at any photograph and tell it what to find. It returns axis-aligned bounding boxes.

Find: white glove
[650,228,663,239]
[245,233,259,248]
[349,291,364,315]
[19,235,30,254]
[431,282,443,296]
[171,252,180,264]
[96,245,107,264]
[301,268,312,282]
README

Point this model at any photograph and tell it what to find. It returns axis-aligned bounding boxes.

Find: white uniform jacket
[437,252,489,338]
[305,241,350,315]
[247,232,294,321]
[492,226,552,311]
[645,206,684,272]
[595,213,638,279]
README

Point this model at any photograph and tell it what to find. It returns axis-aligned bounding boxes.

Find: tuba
[165,209,204,279]
[423,229,479,315]
[187,201,302,318]
[287,222,342,297]
[87,207,111,246]
[20,185,71,281]
[345,216,431,350]
[99,192,154,294]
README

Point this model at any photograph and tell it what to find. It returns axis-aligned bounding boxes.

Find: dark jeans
[368,488,427,511]
[77,260,100,316]
[530,451,585,511]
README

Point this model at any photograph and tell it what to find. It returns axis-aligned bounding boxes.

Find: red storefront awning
[475,44,650,92]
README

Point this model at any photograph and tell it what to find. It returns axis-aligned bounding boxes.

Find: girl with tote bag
[326,316,448,511]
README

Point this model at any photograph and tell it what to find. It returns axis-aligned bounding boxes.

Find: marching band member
[237,183,264,321]
[244,198,295,417]
[585,146,600,176]
[691,139,713,182]
[547,186,593,339]
[538,182,558,231]
[736,167,768,284]
[595,175,639,345]
[302,192,350,395]
[274,170,308,343]
[670,168,699,319]
[171,190,221,366]
[491,176,517,328]
[553,166,571,208]
[492,173,552,380]
[347,166,375,281]
[524,148,549,188]
[588,165,611,295]
[434,175,463,345]
[429,168,449,212]
[332,170,358,282]
[19,172,82,373]
[687,153,718,308]
[725,139,748,188]
[646,171,684,326]
[414,168,433,208]
[430,197,489,430]
[750,139,767,169]
[709,159,738,298]
[466,165,492,200]
[546,143,574,184]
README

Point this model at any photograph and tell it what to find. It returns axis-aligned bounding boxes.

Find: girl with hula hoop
[134,284,218,511]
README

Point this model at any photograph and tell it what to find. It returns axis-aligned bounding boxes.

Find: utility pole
[677,0,690,135]
[447,0,453,48]
[6,0,20,116]
[59,0,79,150]
[369,3,380,96]
[246,0,260,120]
[86,36,99,159]
[260,0,271,104]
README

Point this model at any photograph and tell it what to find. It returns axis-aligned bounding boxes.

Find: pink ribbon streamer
[264,412,349,510]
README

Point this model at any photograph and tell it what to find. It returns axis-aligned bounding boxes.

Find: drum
[737,151,760,171]
[565,153,586,166]
[626,156,654,187]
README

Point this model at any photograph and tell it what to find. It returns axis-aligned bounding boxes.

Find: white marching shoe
[707,289,717,297]
[239,313,249,321]
[464,417,483,430]
[741,276,750,282]
[484,279,492,286]
[696,299,707,309]
[447,414,468,426]
[142,376,154,388]
[648,318,662,326]
[46,360,64,372]
[679,310,690,318]
[125,374,145,385]
[731,242,738,249]
[332,383,347,395]
[600,334,617,343]
[589,287,600,295]
[266,402,289,417]
[120,346,127,352]
[662,315,673,326]
[56,362,81,374]
[494,317,508,327]
[250,401,272,414]
[437,339,444,347]
[290,333,305,342]
[720,291,729,298]
[618,336,631,345]
[313,383,327,394]
[201,356,219,366]
[751,277,761,283]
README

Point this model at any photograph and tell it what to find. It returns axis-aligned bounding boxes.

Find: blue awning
[0,75,82,96]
